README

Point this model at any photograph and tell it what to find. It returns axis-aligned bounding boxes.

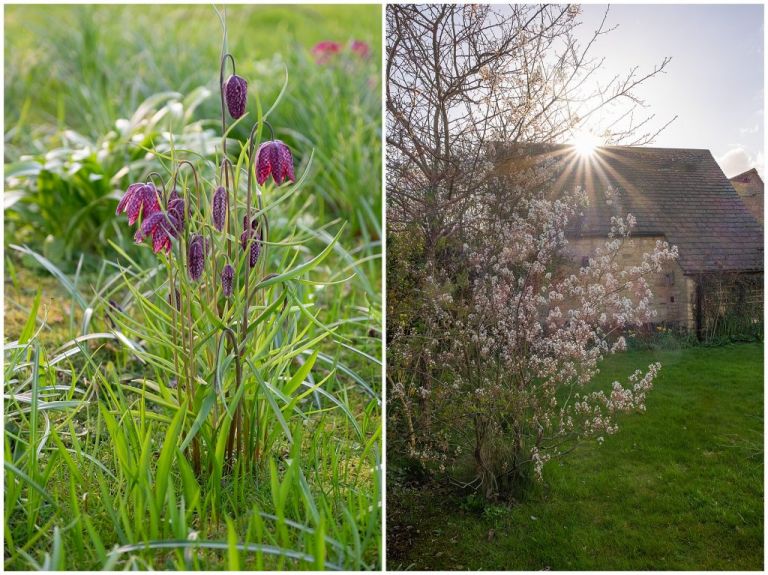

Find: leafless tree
[386,4,675,249]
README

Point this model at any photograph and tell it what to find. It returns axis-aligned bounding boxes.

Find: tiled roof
[536,145,763,274]
[729,168,762,185]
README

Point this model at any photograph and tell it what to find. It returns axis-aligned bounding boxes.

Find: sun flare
[572,131,601,157]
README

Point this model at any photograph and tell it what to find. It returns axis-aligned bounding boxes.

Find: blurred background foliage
[5,4,381,270]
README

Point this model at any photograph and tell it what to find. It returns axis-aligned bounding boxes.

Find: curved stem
[220,157,234,260]
[172,160,201,231]
[246,120,274,159]
[264,120,275,142]
[146,171,164,189]
[219,52,236,158]
[246,122,260,159]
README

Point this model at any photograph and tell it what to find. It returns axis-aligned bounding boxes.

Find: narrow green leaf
[284,349,318,397]
[179,387,216,452]
[226,516,241,570]
[156,405,186,510]
[19,287,42,344]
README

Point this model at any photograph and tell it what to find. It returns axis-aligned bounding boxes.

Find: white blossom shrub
[390,189,678,499]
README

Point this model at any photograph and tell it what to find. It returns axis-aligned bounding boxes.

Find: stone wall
[729,170,764,224]
[565,235,695,329]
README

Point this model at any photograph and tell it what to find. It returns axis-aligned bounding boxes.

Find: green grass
[5,4,381,269]
[5,4,381,138]
[5,216,381,571]
[5,5,381,571]
[387,344,763,570]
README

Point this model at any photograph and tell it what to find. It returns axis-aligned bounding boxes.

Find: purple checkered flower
[212,186,227,231]
[116,183,161,225]
[168,195,185,230]
[187,234,205,281]
[255,140,295,186]
[221,263,234,297]
[133,198,184,254]
[224,74,248,119]
[240,217,262,267]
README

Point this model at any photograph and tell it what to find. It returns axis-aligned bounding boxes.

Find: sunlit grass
[388,344,763,570]
[4,4,381,571]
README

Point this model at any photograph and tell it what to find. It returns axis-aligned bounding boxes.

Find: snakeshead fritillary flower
[255,140,295,186]
[350,40,370,59]
[221,263,234,297]
[223,74,248,119]
[116,183,161,225]
[240,218,262,267]
[134,191,184,254]
[212,186,227,231]
[249,231,261,267]
[134,208,183,254]
[187,234,205,281]
[312,40,341,64]
[167,195,185,231]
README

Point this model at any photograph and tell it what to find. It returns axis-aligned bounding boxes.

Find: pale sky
[575,3,764,178]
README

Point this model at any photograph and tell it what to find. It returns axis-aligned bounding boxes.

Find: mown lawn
[387,343,763,570]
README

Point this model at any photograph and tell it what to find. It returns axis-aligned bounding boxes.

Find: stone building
[729,168,763,224]
[489,143,763,336]
[556,146,764,336]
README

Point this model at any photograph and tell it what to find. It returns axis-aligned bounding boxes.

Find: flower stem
[219,52,236,158]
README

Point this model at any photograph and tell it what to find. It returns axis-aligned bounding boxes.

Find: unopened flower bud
[187,234,205,281]
[249,232,261,267]
[212,186,227,231]
[221,263,234,297]
[168,285,181,311]
[224,74,248,119]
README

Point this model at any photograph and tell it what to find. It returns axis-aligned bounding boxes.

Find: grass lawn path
[388,343,763,570]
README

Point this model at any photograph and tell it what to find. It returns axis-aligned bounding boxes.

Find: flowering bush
[390,188,678,499]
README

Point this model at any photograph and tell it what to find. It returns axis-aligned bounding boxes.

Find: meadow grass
[5,4,381,268]
[387,343,763,570]
[5,223,381,571]
[5,4,382,570]
[5,4,381,138]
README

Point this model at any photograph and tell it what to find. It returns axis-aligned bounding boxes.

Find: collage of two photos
[3,2,764,572]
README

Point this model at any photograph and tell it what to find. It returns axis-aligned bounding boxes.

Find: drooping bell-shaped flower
[133,202,184,254]
[255,140,295,186]
[249,231,261,267]
[167,195,185,231]
[240,218,262,268]
[312,41,341,64]
[116,183,161,225]
[187,234,205,281]
[223,74,248,119]
[212,186,227,231]
[350,40,370,59]
[221,263,234,297]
